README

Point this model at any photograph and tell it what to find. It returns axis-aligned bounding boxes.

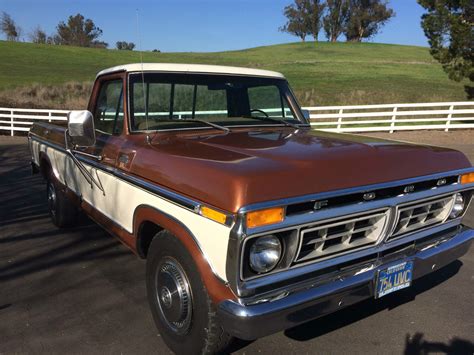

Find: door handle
[118,154,129,164]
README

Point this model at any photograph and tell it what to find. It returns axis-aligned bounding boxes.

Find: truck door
[67,75,128,222]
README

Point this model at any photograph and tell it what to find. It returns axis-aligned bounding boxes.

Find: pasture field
[0,40,469,107]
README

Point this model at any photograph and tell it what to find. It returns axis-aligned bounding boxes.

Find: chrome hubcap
[155,257,192,334]
[47,182,57,217]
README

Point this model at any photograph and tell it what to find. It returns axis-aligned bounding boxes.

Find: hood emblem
[313,200,328,210]
[436,178,447,186]
[403,185,415,193]
[363,192,376,201]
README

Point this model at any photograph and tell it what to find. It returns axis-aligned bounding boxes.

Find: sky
[0,0,429,52]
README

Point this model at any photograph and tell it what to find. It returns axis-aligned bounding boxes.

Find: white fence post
[48,111,52,123]
[10,109,14,136]
[445,104,454,132]
[336,109,343,132]
[389,106,397,133]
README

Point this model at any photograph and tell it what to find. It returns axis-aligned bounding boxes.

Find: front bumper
[217,226,473,340]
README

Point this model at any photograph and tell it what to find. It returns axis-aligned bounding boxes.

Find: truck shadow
[404,332,474,354]
[284,260,462,341]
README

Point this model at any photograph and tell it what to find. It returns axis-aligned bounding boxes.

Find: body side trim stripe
[29,134,201,213]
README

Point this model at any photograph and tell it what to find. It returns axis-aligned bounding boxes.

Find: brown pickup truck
[29,63,474,354]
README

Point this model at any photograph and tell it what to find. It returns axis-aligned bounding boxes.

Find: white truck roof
[96,63,285,79]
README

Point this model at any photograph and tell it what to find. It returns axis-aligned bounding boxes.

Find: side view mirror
[302,109,311,121]
[67,110,96,147]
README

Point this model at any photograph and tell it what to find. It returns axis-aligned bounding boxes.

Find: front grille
[295,210,389,263]
[285,175,459,217]
[389,195,455,240]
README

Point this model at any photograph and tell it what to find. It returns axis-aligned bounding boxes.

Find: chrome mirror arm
[64,130,105,194]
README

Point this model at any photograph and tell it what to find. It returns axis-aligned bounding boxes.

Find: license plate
[376,261,413,298]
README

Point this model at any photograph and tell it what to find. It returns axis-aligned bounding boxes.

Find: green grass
[0,40,469,106]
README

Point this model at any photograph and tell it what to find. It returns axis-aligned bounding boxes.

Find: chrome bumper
[217,226,473,340]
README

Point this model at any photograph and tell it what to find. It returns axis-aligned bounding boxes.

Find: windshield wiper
[244,115,300,129]
[174,119,230,133]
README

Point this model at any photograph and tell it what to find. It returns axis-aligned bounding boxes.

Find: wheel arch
[38,152,52,180]
[133,204,237,302]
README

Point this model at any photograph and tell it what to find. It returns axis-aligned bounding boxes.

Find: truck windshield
[128,73,303,131]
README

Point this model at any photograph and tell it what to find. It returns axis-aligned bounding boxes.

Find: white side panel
[32,140,231,281]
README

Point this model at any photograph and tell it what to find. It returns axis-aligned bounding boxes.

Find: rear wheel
[46,176,78,228]
[146,230,235,354]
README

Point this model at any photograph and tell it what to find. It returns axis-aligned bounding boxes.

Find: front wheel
[146,230,235,354]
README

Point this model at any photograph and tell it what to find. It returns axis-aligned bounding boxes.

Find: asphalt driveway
[0,132,473,354]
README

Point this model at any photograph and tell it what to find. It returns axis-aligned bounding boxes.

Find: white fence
[0,107,69,136]
[307,101,474,133]
[1,101,474,136]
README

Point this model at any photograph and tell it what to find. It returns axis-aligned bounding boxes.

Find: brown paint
[128,127,472,213]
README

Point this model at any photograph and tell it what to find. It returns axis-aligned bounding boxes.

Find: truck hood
[132,128,471,212]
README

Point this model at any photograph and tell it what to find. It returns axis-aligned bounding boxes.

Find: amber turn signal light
[200,206,228,225]
[461,172,474,184]
[246,207,284,228]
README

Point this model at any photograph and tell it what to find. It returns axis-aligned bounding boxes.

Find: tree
[280,0,326,42]
[303,0,326,41]
[418,0,473,99]
[116,41,136,50]
[280,0,310,42]
[55,13,104,47]
[323,0,351,42]
[1,11,21,41]
[344,0,395,42]
[29,26,47,44]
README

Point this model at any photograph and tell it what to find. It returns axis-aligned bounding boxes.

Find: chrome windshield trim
[129,123,308,134]
[238,167,474,214]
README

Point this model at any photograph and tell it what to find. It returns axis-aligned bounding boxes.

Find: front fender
[133,205,237,303]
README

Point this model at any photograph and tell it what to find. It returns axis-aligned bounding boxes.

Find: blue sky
[0,0,428,52]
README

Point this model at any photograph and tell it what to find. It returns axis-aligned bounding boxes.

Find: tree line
[280,0,395,42]
[0,12,136,50]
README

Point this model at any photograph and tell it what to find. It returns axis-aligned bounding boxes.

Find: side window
[248,86,294,119]
[94,80,124,135]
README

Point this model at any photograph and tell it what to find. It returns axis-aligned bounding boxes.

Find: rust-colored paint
[134,206,237,303]
[126,127,472,213]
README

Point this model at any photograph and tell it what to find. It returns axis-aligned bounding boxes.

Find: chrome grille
[389,195,455,240]
[295,210,389,263]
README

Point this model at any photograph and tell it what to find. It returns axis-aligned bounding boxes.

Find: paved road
[0,133,473,354]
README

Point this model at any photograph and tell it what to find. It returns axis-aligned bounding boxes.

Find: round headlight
[450,193,465,219]
[249,235,282,274]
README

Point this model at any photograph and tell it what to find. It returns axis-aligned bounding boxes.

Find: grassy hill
[0,40,469,108]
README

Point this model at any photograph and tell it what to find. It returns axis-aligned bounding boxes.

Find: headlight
[449,193,465,219]
[249,235,282,273]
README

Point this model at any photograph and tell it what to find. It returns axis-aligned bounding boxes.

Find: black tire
[46,175,78,228]
[146,230,235,354]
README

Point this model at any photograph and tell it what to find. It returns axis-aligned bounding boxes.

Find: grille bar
[295,210,389,263]
[389,195,455,240]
